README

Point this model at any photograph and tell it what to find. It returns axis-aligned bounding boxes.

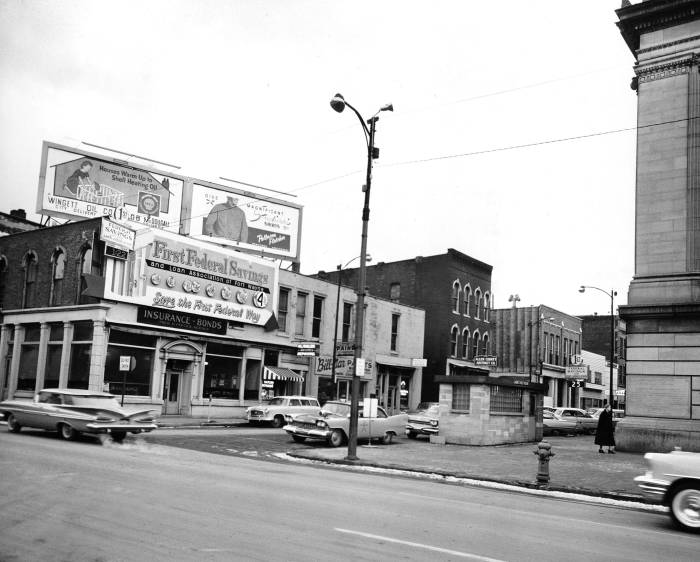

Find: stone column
[35,323,50,392]
[58,322,73,388]
[0,325,11,400]
[88,320,107,392]
[7,325,24,399]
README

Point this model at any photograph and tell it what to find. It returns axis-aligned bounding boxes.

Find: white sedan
[635,449,700,533]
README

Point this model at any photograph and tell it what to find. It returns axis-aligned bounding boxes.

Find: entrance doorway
[163,359,190,415]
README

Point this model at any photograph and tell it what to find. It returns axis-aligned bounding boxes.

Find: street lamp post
[579,285,617,407]
[331,255,372,388]
[330,93,392,461]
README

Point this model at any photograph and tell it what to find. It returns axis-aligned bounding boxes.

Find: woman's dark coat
[595,408,615,446]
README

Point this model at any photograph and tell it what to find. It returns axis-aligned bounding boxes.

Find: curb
[156,421,248,429]
[286,451,653,505]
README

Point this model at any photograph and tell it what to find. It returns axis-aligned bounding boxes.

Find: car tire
[110,431,127,443]
[669,483,700,533]
[381,432,394,445]
[271,415,285,429]
[6,414,21,433]
[291,435,306,443]
[58,423,77,441]
[406,431,417,439]
[328,429,345,448]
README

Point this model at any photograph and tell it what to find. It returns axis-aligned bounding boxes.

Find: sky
[0,0,640,316]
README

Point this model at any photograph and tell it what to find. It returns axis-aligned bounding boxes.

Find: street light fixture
[579,285,617,408]
[331,255,372,388]
[330,92,392,461]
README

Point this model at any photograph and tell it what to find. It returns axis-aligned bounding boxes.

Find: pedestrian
[595,403,616,454]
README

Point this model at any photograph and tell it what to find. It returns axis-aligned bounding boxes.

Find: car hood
[59,406,158,420]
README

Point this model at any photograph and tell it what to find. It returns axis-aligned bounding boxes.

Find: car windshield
[321,402,351,417]
[62,395,122,409]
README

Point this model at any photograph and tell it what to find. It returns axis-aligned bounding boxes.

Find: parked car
[551,407,598,434]
[0,388,158,442]
[406,402,439,439]
[542,411,581,436]
[589,408,625,428]
[635,450,700,533]
[283,400,408,447]
[246,396,320,428]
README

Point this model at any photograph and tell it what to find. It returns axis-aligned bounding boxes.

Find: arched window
[482,333,490,355]
[472,330,481,359]
[474,289,482,319]
[77,244,95,304]
[22,251,38,308]
[484,293,491,322]
[50,247,66,306]
[461,327,470,358]
[463,285,472,317]
[451,281,461,314]
[450,325,459,357]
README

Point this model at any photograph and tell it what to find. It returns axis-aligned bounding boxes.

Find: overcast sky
[0,0,639,315]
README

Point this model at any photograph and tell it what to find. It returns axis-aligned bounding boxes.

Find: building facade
[616,1,700,451]
[0,218,425,417]
[492,304,583,409]
[316,248,493,402]
[580,314,627,408]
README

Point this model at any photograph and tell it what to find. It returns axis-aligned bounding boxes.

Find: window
[0,255,7,309]
[390,314,399,352]
[295,292,307,336]
[461,328,470,358]
[472,331,480,359]
[484,293,490,322]
[390,282,401,302]
[50,248,66,306]
[22,251,38,308]
[77,245,94,304]
[555,335,561,365]
[474,289,482,319]
[490,386,523,413]
[463,285,471,317]
[68,321,93,389]
[44,323,64,388]
[104,330,157,396]
[548,334,554,364]
[342,303,353,342]
[203,348,241,399]
[312,295,324,339]
[482,334,490,356]
[450,325,459,357]
[278,288,290,332]
[17,324,40,391]
[452,384,470,411]
[451,281,460,313]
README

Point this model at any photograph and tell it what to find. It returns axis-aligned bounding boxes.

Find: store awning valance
[263,367,304,381]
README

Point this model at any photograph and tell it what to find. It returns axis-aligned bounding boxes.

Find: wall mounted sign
[136,306,228,335]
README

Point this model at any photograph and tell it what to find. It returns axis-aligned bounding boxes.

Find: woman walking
[595,403,616,453]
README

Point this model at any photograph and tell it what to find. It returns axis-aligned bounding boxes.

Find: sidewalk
[156,417,651,502]
[288,436,651,502]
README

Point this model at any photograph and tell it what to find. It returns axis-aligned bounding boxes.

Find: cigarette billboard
[37,141,183,232]
[188,181,302,260]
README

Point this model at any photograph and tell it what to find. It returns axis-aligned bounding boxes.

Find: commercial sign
[315,355,373,378]
[297,343,318,357]
[100,217,135,250]
[335,342,355,357]
[189,182,302,260]
[137,306,228,335]
[105,229,278,329]
[565,365,588,379]
[38,142,184,232]
[474,355,497,367]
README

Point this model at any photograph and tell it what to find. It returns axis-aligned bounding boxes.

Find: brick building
[0,218,425,416]
[579,314,627,407]
[315,248,492,402]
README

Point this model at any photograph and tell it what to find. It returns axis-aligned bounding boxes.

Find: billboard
[104,229,278,329]
[37,142,183,232]
[189,181,301,260]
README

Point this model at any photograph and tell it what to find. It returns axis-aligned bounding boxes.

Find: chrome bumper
[85,422,157,433]
[406,424,439,435]
[283,425,331,439]
[634,473,669,500]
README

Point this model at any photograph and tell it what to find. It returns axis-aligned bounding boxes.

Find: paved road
[1,429,698,562]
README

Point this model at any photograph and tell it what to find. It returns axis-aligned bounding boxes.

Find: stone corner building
[616,0,700,451]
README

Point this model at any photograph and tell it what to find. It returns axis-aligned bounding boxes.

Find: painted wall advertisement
[37,143,183,232]
[189,182,301,260]
[104,229,278,329]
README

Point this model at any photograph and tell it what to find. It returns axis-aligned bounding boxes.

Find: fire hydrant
[534,440,555,485]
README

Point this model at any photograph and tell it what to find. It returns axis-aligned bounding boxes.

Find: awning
[263,367,305,382]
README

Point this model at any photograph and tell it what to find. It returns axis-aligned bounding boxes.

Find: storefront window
[244,361,260,401]
[3,327,13,392]
[43,323,64,388]
[103,330,156,396]
[203,355,240,399]
[68,321,93,389]
[18,324,40,391]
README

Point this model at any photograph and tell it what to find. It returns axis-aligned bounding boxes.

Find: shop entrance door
[163,369,183,415]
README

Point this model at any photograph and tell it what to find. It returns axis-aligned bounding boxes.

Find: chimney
[10,209,27,220]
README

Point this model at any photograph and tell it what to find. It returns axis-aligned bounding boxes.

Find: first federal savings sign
[104,228,279,328]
